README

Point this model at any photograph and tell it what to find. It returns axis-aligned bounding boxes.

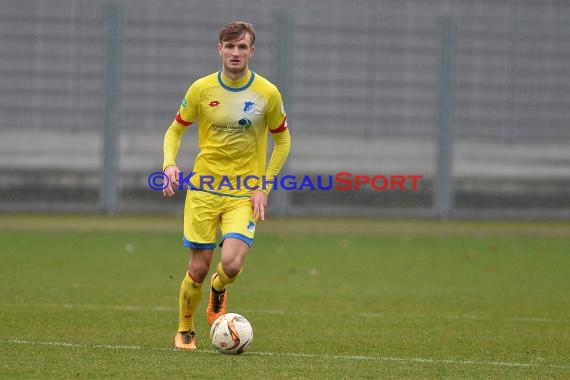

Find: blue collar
[217,71,255,92]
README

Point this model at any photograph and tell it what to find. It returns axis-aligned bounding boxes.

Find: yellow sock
[212,262,241,292]
[178,271,203,333]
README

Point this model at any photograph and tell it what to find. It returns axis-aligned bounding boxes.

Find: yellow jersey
[165,70,289,196]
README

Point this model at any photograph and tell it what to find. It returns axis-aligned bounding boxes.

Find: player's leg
[206,239,249,325]
[175,248,213,350]
[175,190,220,350]
[206,197,255,326]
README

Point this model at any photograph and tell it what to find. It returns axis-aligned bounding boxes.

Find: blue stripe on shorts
[220,233,253,248]
[183,236,216,249]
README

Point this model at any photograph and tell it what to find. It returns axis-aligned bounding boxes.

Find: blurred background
[1,0,569,219]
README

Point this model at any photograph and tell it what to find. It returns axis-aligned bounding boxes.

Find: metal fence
[1,0,569,218]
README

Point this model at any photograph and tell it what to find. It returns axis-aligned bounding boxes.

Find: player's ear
[250,45,255,56]
[217,42,222,56]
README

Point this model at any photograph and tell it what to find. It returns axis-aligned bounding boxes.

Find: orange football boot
[206,273,227,326]
[174,331,197,350]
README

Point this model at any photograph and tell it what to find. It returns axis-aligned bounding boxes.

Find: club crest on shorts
[247,220,255,233]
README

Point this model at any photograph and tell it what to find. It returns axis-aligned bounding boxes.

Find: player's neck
[222,68,249,82]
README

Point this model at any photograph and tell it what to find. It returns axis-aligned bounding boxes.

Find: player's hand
[251,190,268,222]
[163,165,180,197]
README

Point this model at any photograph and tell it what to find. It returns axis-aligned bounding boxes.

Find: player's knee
[188,268,207,283]
[188,263,210,283]
[220,260,242,278]
[220,239,248,277]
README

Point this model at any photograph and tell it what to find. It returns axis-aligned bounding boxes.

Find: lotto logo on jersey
[243,101,255,114]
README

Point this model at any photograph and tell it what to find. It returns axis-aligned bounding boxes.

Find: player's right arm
[162,122,183,197]
[162,83,198,197]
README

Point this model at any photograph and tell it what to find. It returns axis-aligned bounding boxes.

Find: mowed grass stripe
[2,303,568,324]
[1,214,569,237]
[4,339,569,370]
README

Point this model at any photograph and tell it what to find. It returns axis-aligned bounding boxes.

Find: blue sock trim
[183,236,216,249]
[220,233,253,248]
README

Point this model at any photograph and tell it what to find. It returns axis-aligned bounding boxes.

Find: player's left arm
[263,120,291,193]
[251,125,290,222]
[251,88,291,222]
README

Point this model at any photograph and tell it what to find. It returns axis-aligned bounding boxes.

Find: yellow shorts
[183,190,256,249]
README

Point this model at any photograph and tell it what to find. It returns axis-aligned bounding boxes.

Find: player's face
[218,33,255,77]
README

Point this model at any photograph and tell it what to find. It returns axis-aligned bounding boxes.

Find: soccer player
[162,21,291,350]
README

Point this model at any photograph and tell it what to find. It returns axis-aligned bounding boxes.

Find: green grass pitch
[1,215,569,379]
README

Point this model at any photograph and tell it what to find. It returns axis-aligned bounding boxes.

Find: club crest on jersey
[247,221,255,233]
[243,101,255,114]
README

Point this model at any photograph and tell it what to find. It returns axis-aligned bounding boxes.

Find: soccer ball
[210,313,253,354]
